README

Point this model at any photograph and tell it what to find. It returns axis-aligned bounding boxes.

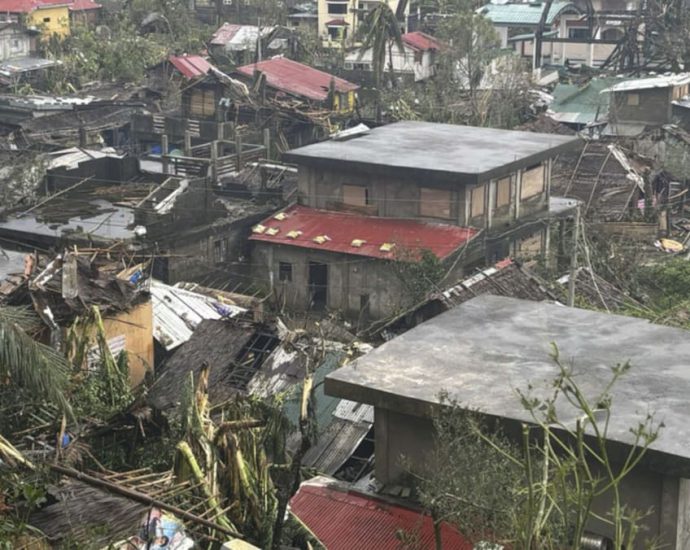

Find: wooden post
[217,121,225,141]
[211,140,218,184]
[263,127,271,160]
[78,127,87,148]
[567,203,581,307]
[161,134,169,175]
[236,134,243,171]
[184,131,192,155]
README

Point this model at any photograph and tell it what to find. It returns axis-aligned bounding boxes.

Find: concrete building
[317,0,408,46]
[249,122,580,319]
[325,295,690,548]
[344,31,442,82]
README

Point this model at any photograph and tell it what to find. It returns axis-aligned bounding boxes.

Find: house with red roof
[0,0,100,37]
[235,56,359,114]
[249,121,580,320]
[345,31,443,82]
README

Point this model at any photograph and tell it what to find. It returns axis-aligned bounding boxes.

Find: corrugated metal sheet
[210,23,274,50]
[289,479,472,550]
[151,280,245,351]
[235,57,358,101]
[168,55,214,80]
[479,1,576,26]
[249,204,478,260]
[301,417,371,474]
[402,31,442,51]
[601,73,690,93]
[333,399,373,423]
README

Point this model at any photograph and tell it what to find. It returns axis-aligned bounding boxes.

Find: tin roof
[548,77,621,125]
[151,280,245,351]
[249,204,478,260]
[69,0,101,10]
[167,54,215,79]
[478,1,577,26]
[0,0,68,13]
[402,31,442,51]
[210,23,273,49]
[600,73,690,93]
[235,57,358,101]
[325,18,348,25]
[289,477,472,550]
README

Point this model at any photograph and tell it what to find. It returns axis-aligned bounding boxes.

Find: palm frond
[0,306,73,419]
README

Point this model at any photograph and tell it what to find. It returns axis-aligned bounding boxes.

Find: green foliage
[392,248,446,306]
[640,257,690,308]
[418,347,661,549]
[0,306,73,419]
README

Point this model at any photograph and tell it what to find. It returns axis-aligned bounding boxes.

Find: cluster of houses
[2,0,690,548]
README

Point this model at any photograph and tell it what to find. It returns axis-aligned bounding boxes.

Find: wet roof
[326,295,690,472]
[249,204,478,260]
[235,57,359,101]
[478,1,578,25]
[283,121,581,183]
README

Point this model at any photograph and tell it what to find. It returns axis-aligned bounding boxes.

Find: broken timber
[49,464,246,540]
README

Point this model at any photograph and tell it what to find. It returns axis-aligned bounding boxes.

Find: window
[43,17,51,22]
[213,239,227,263]
[470,185,485,218]
[496,177,511,208]
[279,261,292,282]
[420,187,451,219]
[327,2,347,14]
[189,88,216,117]
[343,184,369,207]
[626,93,640,106]
[568,27,590,39]
[520,164,545,199]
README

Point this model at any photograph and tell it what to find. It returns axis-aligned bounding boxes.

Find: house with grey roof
[325,295,690,548]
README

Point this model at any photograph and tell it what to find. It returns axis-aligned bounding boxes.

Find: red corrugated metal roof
[402,31,443,51]
[289,482,473,550]
[168,54,214,79]
[69,0,101,10]
[325,18,348,25]
[249,204,477,260]
[0,0,68,12]
[236,57,358,101]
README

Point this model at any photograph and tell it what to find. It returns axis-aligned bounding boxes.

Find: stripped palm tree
[0,306,73,419]
[358,2,405,120]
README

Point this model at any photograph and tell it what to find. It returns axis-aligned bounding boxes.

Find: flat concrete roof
[325,296,690,470]
[283,121,581,184]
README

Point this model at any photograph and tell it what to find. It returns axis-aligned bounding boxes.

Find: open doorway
[308,261,328,310]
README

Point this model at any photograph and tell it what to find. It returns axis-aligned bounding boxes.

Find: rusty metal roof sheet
[235,57,358,101]
[167,54,214,80]
[402,31,442,51]
[289,477,472,550]
[249,204,477,260]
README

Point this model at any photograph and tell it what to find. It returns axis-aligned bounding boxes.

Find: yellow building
[317,0,408,46]
[0,0,72,37]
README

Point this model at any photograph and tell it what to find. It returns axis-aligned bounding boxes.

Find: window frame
[278,261,293,283]
[469,184,485,219]
[626,93,640,106]
[419,186,452,219]
[520,164,545,200]
[342,184,369,207]
[495,176,511,209]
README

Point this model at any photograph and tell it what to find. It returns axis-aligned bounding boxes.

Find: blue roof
[479,1,579,26]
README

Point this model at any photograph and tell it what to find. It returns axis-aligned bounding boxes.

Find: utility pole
[567,203,581,307]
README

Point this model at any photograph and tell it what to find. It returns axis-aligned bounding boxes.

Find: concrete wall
[297,160,550,232]
[251,241,411,319]
[0,28,31,61]
[373,405,686,549]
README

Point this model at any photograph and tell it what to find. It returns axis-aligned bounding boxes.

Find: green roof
[549,77,622,125]
[479,1,578,26]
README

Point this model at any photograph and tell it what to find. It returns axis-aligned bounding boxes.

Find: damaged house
[0,147,277,283]
[249,121,580,320]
